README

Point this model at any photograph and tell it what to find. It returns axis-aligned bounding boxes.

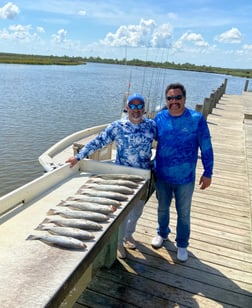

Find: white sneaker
[125,236,136,249]
[117,245,126,259]
[177,247,188,262]
[151,234,166,248]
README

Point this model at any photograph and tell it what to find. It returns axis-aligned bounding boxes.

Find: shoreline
[1,52,251,78]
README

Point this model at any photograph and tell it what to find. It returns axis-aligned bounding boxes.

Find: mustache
[168,103,181,109]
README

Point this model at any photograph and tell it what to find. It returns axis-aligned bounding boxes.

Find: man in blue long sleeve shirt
[66,93,157,259]
[151,83,214,262]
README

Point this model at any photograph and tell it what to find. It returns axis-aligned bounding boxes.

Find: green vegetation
[0,53,86,65]
[0,52,251,78]
[87,56,252,79]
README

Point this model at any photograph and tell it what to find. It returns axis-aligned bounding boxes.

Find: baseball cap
[127,93,145,105]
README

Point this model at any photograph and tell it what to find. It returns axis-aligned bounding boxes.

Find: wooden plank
[77,263,219,308]
[75,288,140,308]
[77,272,185,308]
[77,255,251,308]
[124,247,252,294]
[142,207,251,236]
[146,196,250,222]
[134,225,252,270]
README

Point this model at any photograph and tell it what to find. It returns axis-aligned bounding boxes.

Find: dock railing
[195,78,227,119]
[195,78,250,119]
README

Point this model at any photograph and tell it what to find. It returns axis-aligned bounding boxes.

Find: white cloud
[179,32,209,47]
[0,28,9,39]
[100,18,172,48]
[0,24,37,42]
[78,10,87,16]
[215,27,242,44]
[151,24,172,48]
[243,44,252,51]
[50,28,80,52]
[51,29,67,43]
[0,2,19,19]
[37,26,45,33]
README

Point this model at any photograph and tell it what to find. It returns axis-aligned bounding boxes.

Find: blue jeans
[155,179,195,248]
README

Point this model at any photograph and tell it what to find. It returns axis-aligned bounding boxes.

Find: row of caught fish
[26,173,145,250]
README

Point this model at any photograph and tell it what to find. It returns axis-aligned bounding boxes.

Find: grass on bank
[0,52,251,79]
[0,53,86,65]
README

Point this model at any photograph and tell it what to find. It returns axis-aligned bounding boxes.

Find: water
[0,62,250,197]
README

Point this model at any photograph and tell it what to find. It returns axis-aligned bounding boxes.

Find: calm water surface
[0,63,250,196]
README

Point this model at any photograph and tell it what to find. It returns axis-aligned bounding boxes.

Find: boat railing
[38,123,109,171]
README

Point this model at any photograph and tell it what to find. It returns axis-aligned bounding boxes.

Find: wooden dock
[73,92,252,308]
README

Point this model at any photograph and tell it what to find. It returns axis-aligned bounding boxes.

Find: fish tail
[58,200,67,207]
[26,234,37,240]
[35,224,44,231]
[42,218,51,224]
[47,209,57,215]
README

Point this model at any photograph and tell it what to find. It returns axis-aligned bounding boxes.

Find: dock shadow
[120,238,252,308]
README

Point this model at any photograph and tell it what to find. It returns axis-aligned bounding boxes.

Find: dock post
[223,78,228,94]
[202,98,210,119]
[244,80,249,92]
[208,93,215,114]
[195,104,203,113]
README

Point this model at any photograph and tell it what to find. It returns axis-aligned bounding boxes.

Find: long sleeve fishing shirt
[154,108,214,184]
[76,117,157,170]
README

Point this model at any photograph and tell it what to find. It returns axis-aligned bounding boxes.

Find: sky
[0,0,252,69]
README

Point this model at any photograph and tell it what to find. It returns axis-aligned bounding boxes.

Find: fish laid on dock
[79,189,129,201]
[60,200,117,213]
[91,173,145,183]
[42,217,103,230]
[87,178,139,189]
[69,195,121,207]
[47,207,110,222]
[36,224,95,240]
[26,234,87,250]
[83,183,134,195]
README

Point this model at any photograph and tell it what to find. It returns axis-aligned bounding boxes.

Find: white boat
[0,159,151,307]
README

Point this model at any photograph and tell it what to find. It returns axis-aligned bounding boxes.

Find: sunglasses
[166,94,183,101]
[128,103,144,110]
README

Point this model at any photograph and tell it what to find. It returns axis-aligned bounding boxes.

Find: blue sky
[0,0,251,69]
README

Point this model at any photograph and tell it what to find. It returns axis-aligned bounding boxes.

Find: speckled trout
[87,178,139,189]
[83,183,134,195]
[80,189,129,201]
[69,195,121,207]
[47,207,109,222]
[26,233,87,250]
[42,217,103,230]
[35,224,94,240]
[60,200,117,213]
[92,173,145,182]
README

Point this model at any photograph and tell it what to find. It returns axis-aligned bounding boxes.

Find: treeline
[0,53,86,65]
[87,56,252,78]
[0,52,251,78]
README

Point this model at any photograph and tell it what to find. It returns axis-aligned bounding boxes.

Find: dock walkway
[74,92,252,308]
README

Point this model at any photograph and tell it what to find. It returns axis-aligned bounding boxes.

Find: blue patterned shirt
[154,108,214,184]
[76,117,157,170]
